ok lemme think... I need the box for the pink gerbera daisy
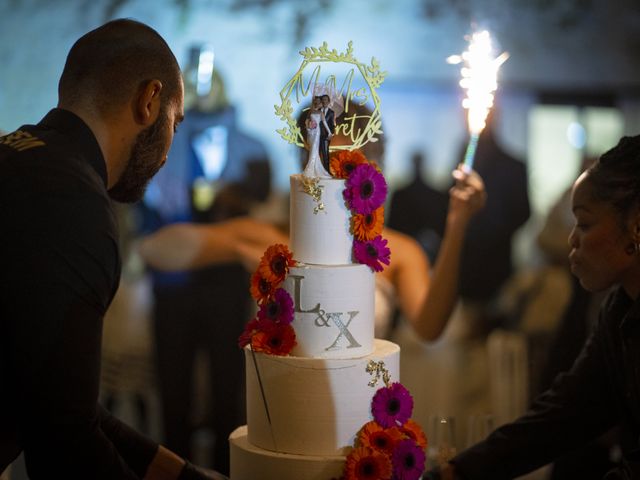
[371,382,413,428]
[353,235,391,272]
[257,288,294,324]
[343,163,387,214]
[391,439,426,480]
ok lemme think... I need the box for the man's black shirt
[0,109,157,478]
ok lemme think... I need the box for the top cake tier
[290,174,352,265]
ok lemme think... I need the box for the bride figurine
[303,96,332,178]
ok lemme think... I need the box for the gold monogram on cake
[299,176,325,214]
[366,360,391,388]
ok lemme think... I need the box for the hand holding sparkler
[447,30,509,172]
[448,166,487,228]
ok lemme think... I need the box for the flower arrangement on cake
[338,361,427,480]
[330,149,391,272]
[238,244,297,355]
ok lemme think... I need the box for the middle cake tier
[282,262,374,359]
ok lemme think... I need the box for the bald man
[0,19,224,480]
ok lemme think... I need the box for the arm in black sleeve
[3,172,157,479]
[98,405,158,478]
[450,314,617,480]
[8,283,146,479]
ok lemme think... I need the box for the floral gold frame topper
[275,41,386,151]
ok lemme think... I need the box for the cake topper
[275,41,386,166]
[302,94,332,178]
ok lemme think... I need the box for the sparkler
[447,30,509,172]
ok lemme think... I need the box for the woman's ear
[133,79,163,126]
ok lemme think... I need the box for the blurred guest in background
[388,151,449,263]
[139,217,287,274]
[138,46,272,476]
[455,109,530,330]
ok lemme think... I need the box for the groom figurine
[319,94,336,172]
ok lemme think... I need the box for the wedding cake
[230,42,426,480]
[229,172,400,479]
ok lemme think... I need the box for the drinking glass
[426,415,457,469]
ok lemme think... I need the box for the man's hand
[143,446,185,480]
[178,460,229,480]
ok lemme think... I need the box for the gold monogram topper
[275,41,386,152]
[366,360,391,388]
[299,176,325,214]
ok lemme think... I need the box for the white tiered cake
[229,175,400,479]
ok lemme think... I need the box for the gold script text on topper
[275,41,386,151]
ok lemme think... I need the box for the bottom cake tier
[230,425,345,480]
[231,339,400,479]
[245,339,400,456]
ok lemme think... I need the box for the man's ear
[134,79,163,126]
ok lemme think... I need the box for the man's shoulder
[1,133,105,197]
[0,127,47,154]
[0,139,114,235]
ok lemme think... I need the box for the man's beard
[108,112,169,203]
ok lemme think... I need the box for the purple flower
[257,288,294,324]
[371,382,413,428]
[353,235,391,272]
[343,163,387,214]
[392,439,426,480]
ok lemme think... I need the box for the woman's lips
[569,260,580,274]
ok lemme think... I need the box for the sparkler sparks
[448,30,509,171]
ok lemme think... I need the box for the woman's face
[568,172,638,294]
[312,97,322,109]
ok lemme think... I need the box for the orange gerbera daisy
[369,159,383,173]
[400,419,428,451]
[250,271,277,304]
[344,447,392,480]
[258,244,296,284]
[330,149,368,179]
[357,421,405,456]
[352,206,384,241]
[250,321,296,356]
